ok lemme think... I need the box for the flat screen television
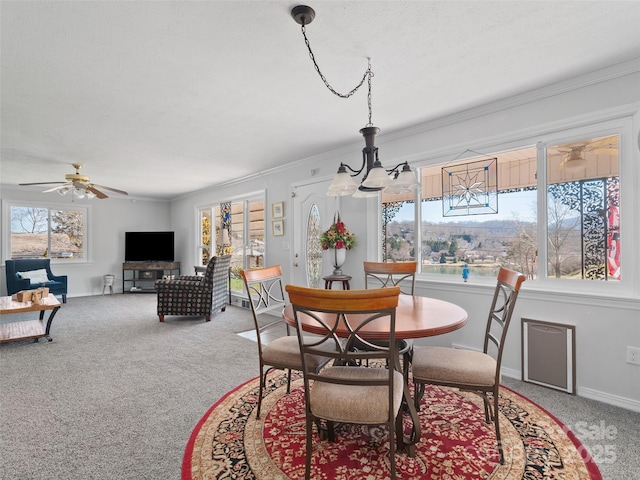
[125,231,175,262]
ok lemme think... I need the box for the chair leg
[305,415,314,480]
[413,382,425,411]
[257,369,266,419]
[286,369,292,394]
[62,294,67,304]
[205,314,211,322]
[493,390,504,464]
[482,392,491,423]
[158,315,164,322]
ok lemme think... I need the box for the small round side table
[323,274,352,290]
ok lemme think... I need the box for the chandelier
[291,5,419,198]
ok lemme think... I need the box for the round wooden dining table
[282,293,468,456]
[282,293,468,341]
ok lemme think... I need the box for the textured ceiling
[2,1,640,200]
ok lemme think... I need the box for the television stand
[122,262,180,293]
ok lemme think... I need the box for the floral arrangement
[320,215,356,250]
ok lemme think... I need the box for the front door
[291,179,338,287]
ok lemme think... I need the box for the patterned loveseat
[156,255,230,322]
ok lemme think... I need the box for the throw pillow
[17,269,50,284]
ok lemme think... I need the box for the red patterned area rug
[183,372,601,480]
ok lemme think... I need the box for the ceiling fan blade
[19,181,66,186]
[42,184,71,193]
[86,185,108,199]
[590,147,618,155]
[587,136,618,149]
[93,184,128,196]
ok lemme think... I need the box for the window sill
[416,275,640,311]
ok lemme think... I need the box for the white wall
[1,187,171,297]
[170,59,640,411]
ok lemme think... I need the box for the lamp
[56,183,96,199]
[292,5,419,198]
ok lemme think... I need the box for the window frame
[3,199,91,264]
[381,115,637,298]
[195,189,266,281]
[534,119,634,296]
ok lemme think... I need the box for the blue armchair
[5,259,68,303]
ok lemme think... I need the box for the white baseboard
[501,367,640,413]
[452,343,640,413]
[576,386,640,413]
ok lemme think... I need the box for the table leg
[44,306,60,341]
[393,350,421,456]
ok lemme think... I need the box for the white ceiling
[2,1,640,200]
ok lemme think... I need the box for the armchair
[5,259,68,303]
[156,255,230,322]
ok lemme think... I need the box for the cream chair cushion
[262,336,332,372]
[411,346,497,388]
[310,366,404,424]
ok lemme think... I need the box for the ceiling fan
[19,163,128,199]
[557,135,618,171]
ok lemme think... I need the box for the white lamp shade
[395,168,419,188]
[362,165,393,188]
[328,171,358,196]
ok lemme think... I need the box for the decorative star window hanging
[442,158,498,216]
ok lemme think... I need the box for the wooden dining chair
[240,266,331,419]
[364,261,417,295]
[285,285,404,480]
[411,267,525,464]
[362,261,418,372]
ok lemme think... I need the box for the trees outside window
[381,129,623,287]
[8,204,86,260]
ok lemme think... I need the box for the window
[384,147,537,279]
[198,195,265,295]
[6,202,88,261]
[381,121,628,292]
[546,134,620,281]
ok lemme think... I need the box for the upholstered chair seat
[261,335,333,372]
[411,346,497,387]
[311,366,404,424]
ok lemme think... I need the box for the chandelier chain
[300,24,374,125]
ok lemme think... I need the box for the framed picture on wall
[272,201,284,219]
[272,220,284,236]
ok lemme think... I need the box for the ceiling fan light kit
[560,147,588,171]
[19,163,128,200]
[291,5,419,198]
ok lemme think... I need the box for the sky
[393,190,538,223]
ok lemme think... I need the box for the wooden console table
[0,294,61,343]
[122,261,181,293]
